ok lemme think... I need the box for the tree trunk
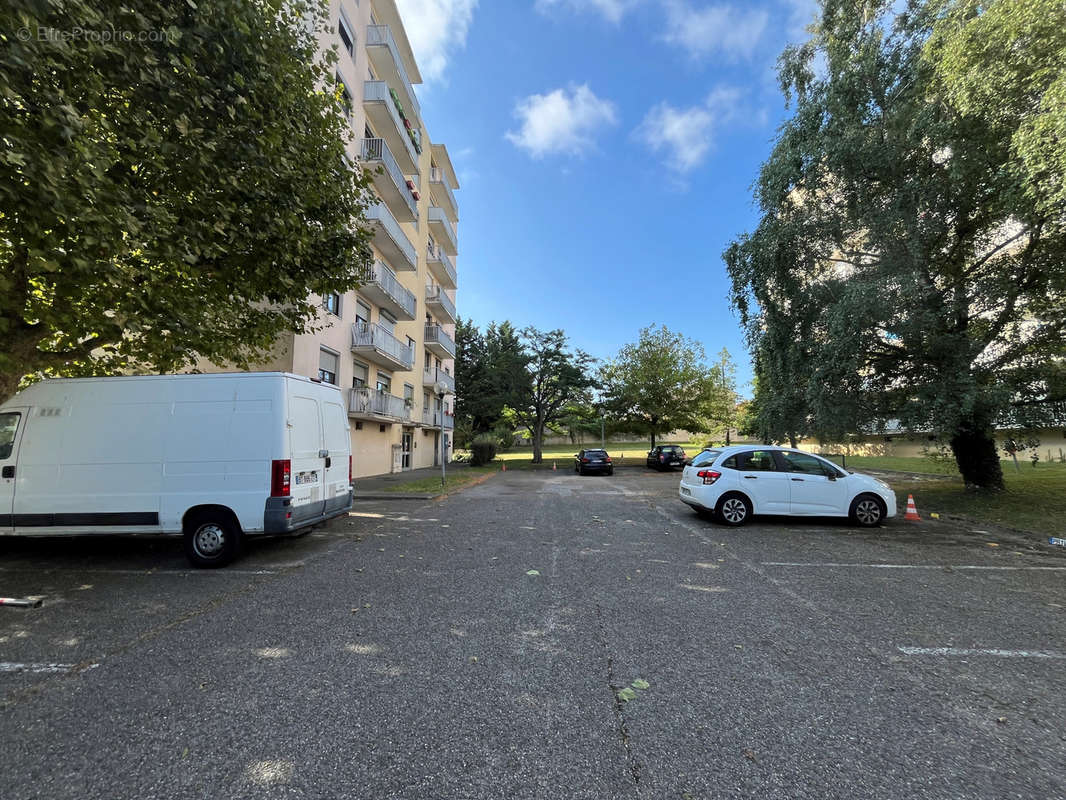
[950,424,1005,491]
[532,425,543,464]
[650,430,656,449]
[0,371,22,407]
[788,433,797,448]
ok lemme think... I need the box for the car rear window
[690,449,720,467]
[585,450,607,456]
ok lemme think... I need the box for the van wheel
[184,515,241,568]
[715,493,752,526]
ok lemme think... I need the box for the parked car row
[571,442,897,529]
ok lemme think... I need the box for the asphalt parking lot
[2,468,1064,799]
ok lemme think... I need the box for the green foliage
[511,327,597,463]
[469,433,498,466]
[0,0,372,401]
[453,318,530,447]
[601,326,737,447]
[725,0,1066,490]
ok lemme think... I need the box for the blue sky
[397,0,820,394]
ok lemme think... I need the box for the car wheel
[184,513,241,568]
[607,467,614,476]
[578,466,585,476]
[715,493,752,526]
[850,493,886,528]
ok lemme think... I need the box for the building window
[319,349,339,385]
[337,11,355,57]
[355,300,371,327]
[376,370,392,394]
[378,310,397,335]
[324,292,341,316]
[352,361,369,388]
[335,73,353,120]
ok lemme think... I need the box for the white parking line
[0,567,287,576]
[761,563,1066,571]
[0,662,100,674]
[898,647,1066,659]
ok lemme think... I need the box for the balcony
[363,81,419,174]
[426,243,457,289]
[349,387,411,423]
[429,167,458,222]
[424,323,456,360]
[425,285,456,324]
[422,367,455,393]
[420,409,455,430]
[361,138,418,223]
[366,202,416,272]
[428,207,458,256]
[350,322,414,371]
[366,25,421,128]
[357,261,416,321]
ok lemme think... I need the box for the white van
[0,372,353,567]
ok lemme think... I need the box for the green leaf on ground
[526,569,540,576]
[631,678,650,690]
[617,687,637,702]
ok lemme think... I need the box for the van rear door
[320,397,352,516]
[0,409,27,531]
[287,393,327,525]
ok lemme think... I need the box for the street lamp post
[434,381,448,488]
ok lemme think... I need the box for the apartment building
[223,0,460,478]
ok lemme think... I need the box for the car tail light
[271,459,291,497]
[581,458,590,463]
[697,470,721,485]
[606,457,612,463]
[659,454,665,461]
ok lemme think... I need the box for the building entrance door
[401,428,413,470]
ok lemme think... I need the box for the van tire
[184,513,241,568]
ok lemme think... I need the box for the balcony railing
[428,206,458,255]
[426,243,457,288]
[429,167,458,221]
[424,323,456,358]
[423,367,455,393]
[425,285,456,322]
[349,387,410,421]
[421,409,455,429]
[366,202,417,272]
[358,260,416,319]
[361,138,418,221]
[366,25,421,121]
[350,321,414,370]
[363,81,419,171]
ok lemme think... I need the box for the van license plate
[296,471,319,485]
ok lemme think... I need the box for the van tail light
[271,459,291,497]
[349,455,353,484]
[697,470,721,485]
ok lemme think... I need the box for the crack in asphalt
[594,603,644,796]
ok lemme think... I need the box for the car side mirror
[826,471,837,481]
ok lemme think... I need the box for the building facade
[216,0,460,479]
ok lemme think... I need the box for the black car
[647,444,687,471]
[575,448,614,476]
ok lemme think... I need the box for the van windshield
[0,412,20,460]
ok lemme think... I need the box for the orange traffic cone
[904,494,921,521]
[553,461,557,471]
[501,462,507,472]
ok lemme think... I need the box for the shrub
[470,434,498,466]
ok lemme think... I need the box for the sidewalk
[352,463,476,500]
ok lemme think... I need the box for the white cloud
[395,0,478,83]
[635,85,761,174]
[534,0,641,24]
[506,84,618,158]
[662,1,769,61]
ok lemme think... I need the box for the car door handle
[1,466,13,479]
[743,475,758,479]
[791,477,804,482]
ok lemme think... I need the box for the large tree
[512,327,596,463]
[726,0,1066,490]
[601,325,735,449]
[453,319,530,446]
[0,0,372,403]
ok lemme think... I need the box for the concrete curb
[354,493,438,501]
[432,470,497,502]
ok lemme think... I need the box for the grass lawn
[826,455,962,476]
[888,463,1066,537]
[382,465,496,494]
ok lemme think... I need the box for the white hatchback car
[679,445,896,527]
